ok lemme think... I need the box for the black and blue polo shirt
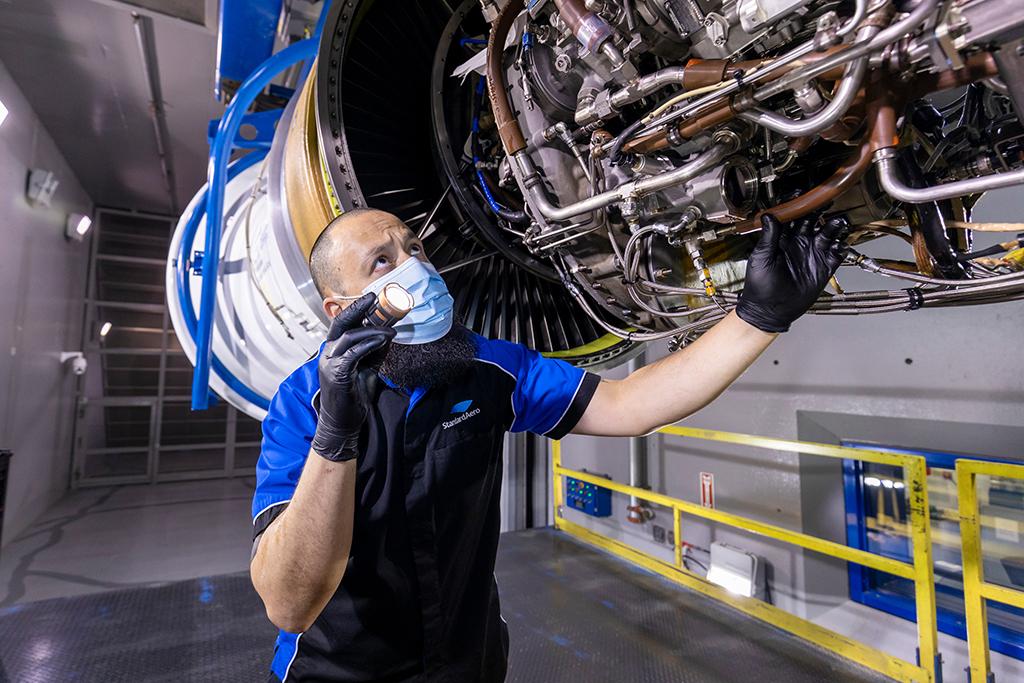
[252,331,600,682]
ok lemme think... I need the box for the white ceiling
[0,0,223,214]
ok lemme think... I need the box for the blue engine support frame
[191,38,318,410]
[176,150,271,411]
[192,0,333,410]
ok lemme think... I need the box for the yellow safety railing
[956,459,1024,683]
[552,425,939,683]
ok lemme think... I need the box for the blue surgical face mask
[339,256,455,345]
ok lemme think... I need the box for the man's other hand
[736,213,850,334]
[311,293,395,462]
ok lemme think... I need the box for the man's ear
[323,297,344,320]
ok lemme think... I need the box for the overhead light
[893,481,905,490]
[99,322,112,338]
[882,478,894,489]
[0,98,8,128]
[66,213,92,241]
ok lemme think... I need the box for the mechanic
[250,207,849,682]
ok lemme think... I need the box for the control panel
[565,477,612,517]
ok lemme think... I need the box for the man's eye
[374,255,390,268]
[410,244,422,255]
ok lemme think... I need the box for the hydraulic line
[754,0,939,101]
[514,138,736,222]
[874,150,1024,203]
[738,24,877,137]
[472,78,528,223]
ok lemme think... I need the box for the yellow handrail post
[549,426,941,683]
[673,507,682,569]
[906,457,940,681]
[957,461,992,682]
[552,439,563,529]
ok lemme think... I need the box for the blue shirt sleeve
[252,355,319,536]
[476,336,601,439]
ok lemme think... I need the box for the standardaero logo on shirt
[443,400,480,430]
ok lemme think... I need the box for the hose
[471,78,528,223]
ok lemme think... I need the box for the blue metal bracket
[215,0,285,101]
[190,250,205,275]
[192,38,318,410]
[177,150,271,413]
[192,0,335,410]
[207,108,284,150]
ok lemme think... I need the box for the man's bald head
[308,209,428,306]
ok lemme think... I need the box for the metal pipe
[755,0,937,101]
[874,148,1024,203]
[733,134,874,233]
[577,66,687,125]
[740,57,867,136]
[627,350,649,524]
[515,137,736,221]
[837,0,869,37]
[738,25,877,137]
[554,0,614,53]
[131,13,178,214]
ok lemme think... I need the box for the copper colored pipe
[682,49,847,89]
[733,55,1000,232]
[553,0,589,37]
[788,136,814,153]
[623,102,735,153]
[735,136,874,232]
[486,0,527,154]
[913,52,998,96]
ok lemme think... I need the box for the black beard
[377,324,477,390]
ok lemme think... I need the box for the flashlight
[364,282,413,328]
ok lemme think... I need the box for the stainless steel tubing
[873,147,1024,204]
[631,42,819,138]
[739,31,871,137]
[837,0,869,37]
[575,65,688,123]
[515,138,736,221]
[755,0,938,101]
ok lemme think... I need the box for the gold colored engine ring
[283,60,341,261]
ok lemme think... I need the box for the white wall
[0,59,92,547]
[558,188,1024,680]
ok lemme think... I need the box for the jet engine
[169,0,1024,418]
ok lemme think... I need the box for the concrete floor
[0,478,254,607]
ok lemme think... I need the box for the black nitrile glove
[310,293,396,462]
[736,213,850,333]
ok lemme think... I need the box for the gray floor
[0,482,893,682]
[0,478,254,607]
